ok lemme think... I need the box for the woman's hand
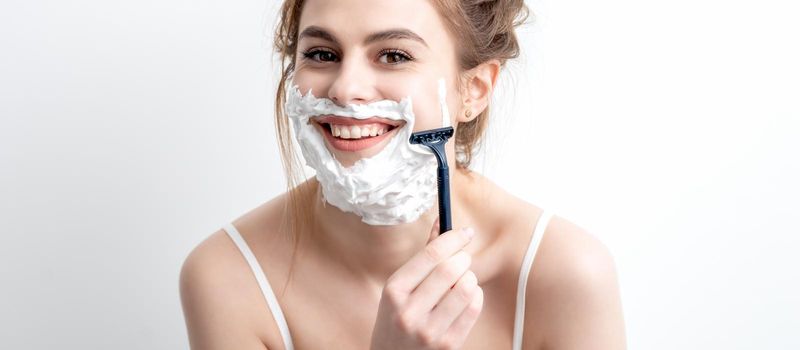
[370,218,484,350]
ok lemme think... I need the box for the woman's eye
[379,50,413,65]
[301,48,413,65]
[302,49,338,63]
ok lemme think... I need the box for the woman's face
[292,0,462,166]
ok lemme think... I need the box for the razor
[409,126,454,235]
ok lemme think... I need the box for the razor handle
[408,126,455,235]
[438,165,452,234]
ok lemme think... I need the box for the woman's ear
[457,59,500,123]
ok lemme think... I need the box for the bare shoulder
[464,171,626,349]
[524,213,627,349]
[533,214,619,291]
[179,229,270,349]
[179,194,291,350]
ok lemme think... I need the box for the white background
[1,0,798,349]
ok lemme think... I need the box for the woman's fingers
[403,250,472,317]
[423,270,479,339]
[372,223,482,350]
[385,227,474,296]
[439,285,484,348]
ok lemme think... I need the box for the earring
[465,109,473,120]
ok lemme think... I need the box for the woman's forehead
[298,0,449,47]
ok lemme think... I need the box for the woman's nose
[326,58,379,106]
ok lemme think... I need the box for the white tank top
[223,210,554,350]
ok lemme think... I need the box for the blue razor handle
[437,162,452,234]
[409,126,454,235]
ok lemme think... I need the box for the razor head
[409,126,455,145]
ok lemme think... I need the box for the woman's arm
[525,218,627,350]
[180,231,269,350]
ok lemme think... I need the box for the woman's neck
[307,168,476,289]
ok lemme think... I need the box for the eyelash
[301,48,415,65]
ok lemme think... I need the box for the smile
[312,115,405,152]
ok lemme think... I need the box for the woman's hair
[271,0,530,290]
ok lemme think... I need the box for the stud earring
[465,109,473,120]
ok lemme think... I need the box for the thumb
[428,216,440,243]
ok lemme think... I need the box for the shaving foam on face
[284,78,451,225]
[438,79,451,128]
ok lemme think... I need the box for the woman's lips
[312,117,403,153]
[314,115,403,127]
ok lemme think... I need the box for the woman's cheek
[408,84,454,132]
[410,99,442,132]
[291,71,325,95]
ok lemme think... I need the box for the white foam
[284,78,451,225]
[438,78,451,128]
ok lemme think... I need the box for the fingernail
[463,227,475,238]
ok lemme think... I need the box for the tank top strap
[512,210,554,350]
[223,223,295,350]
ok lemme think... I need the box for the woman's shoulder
[474,174,624,345]
[181,192,290,273]
[524,209,619,304]
[179,191,292,302]
[475,179,625,348]
[523,210,626,347]
[179,193,291,349]
[464,172,616,281]
[473,173,619,295]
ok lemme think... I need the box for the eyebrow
[298,25,429,48]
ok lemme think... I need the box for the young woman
[180,0,626,349]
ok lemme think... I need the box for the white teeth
[340,126,351,139]
[329,123,392,139]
